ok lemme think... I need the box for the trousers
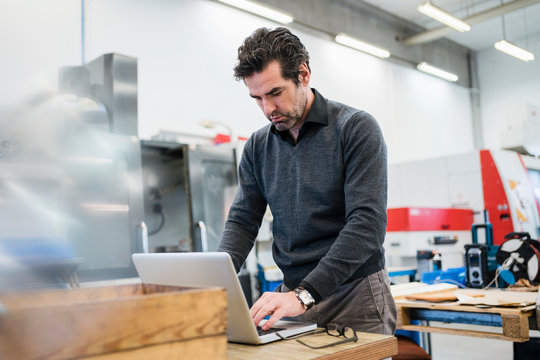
[279,268,397,335]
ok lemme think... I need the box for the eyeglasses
[277,323,358,349]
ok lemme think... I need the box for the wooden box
[0,283,227,359]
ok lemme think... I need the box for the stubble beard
[269,89,307,132]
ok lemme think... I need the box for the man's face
[245,61,309,133]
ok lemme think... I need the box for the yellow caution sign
[508,179,519,190]
[516,207,528,222]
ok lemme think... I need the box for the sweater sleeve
[217,137,268,272]
[300,111,388,300]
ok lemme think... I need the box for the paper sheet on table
[455,289,537,307]
[392,282,457,299]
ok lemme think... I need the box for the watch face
[299,290,313,304]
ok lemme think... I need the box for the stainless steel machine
[0,53,144,286]
[58,54,144,281]
[0,53,239,288]
[141,140,238,253]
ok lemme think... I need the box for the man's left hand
[249,291,306,330]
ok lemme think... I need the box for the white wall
[0,0,476,164]
[0,0,81,106]
[477,33,540,150]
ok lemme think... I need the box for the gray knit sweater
[218,89,387,302]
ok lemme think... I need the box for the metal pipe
[404,0,540,46]
[81,0,86,65]
[198,221,208,252]
[139,221,148,253]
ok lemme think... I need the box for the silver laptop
[132,252,317,344]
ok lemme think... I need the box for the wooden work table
[228,330,397,360]
[395,288,538,342]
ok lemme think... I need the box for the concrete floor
[418,324,540,360]
[430,332,512,360]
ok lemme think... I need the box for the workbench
[228,330,397,360]
[395,289,538,342]
[0,281,398,360]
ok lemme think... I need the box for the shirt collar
[304,88,328,126]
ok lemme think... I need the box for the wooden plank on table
[86,335,227,360]
[391,283,457,299]
[395,295,536,342]
[0,284,227,360]
[228,331,397,360]
[405,290,485,302]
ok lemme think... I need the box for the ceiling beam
[403,0,540,46]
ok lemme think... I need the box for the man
[218,27,396,335]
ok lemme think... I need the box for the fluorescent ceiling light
[417,62,458,82]
[418,1,471,32]
[335,33,390,59]
[494,40,535,62]
[216,0,293,24]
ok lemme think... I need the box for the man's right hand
[249,291,306,330]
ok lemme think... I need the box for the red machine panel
[387,207,474,232]
[479,150,513,245]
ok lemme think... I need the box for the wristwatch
[294,286,315,310]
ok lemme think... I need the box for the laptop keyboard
[257,326,286,336]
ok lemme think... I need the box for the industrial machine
[59,54,145,281]
[0,53,144,285]
[386,149,540,271]
[0,53,240,288]
[140,140,238,253]
[385,207,474,270]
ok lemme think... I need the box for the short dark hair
[233,27,311,85]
